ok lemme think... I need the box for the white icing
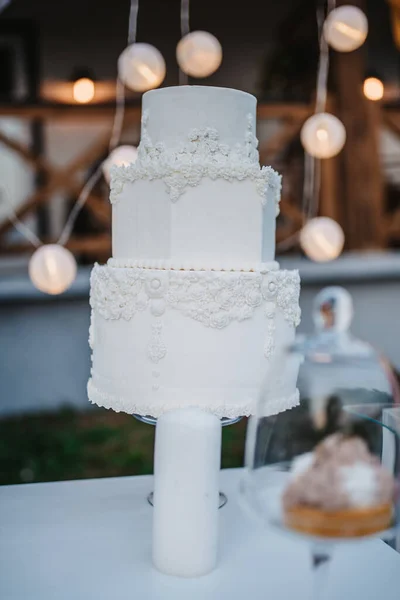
[88,86,301,419]
[90,265,301,332]
[263,301,276,358]
[88,377,300,419]
[111,87,278,264]
[88,310,95,350]
[89,264,301,418]
[112,177,276,264]
[110,113,281,213]
[148,321,167,363]
[340,462,379,508]
[143,86,256,149]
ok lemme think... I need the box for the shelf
[0,102,313,121]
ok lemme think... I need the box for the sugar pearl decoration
[300,217,345,263]
[29,244,77,295]
[102,145,138,183]
[324,6,368,52]
[177,31,222,78]
[301,113,346,159]
[118,43,166,92]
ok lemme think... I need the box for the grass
[0,407,247,486]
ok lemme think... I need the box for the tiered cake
[88,86,301,418]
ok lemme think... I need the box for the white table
[1,468,399,600]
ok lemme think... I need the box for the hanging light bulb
[102,145,138,183]
[301,113,346,159]
[300,217,345,262]
[324,6,368,52]
[363,77,384,101]
[176,31,222,78]
[118,43,166,92]
[29,245,77,295]
[73,77,95,103]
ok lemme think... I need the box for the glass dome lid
[242,286,400,493]
[290,286,398,406]
[294,285,374,360]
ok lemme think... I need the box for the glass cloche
[243,285,400,498]
[241,286,400,598]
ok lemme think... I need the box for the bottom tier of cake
[88,263,301,418]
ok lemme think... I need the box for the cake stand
[133,413,242,508]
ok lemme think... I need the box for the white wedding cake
[88,86,301,418]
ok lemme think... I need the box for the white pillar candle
[152,407,222,577]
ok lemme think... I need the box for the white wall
[0,119,35,237]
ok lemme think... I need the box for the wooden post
[31,118,48,238]
[334,0,385,250]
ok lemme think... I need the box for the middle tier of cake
[112,176,278,265]
[88,263,301,418]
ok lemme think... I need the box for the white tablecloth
[1,468,399,599]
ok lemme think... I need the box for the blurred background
[0,0,399,486]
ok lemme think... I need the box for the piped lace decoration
[90,265,300,365]
[89,311,95,350]
[148,321,167,364]
[87,378,300,419]
[110,111,282,214]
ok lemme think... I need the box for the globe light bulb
[102,145,138,183]
[29,245,77,295]
[301,113,346,159]
[118,43,166,92]
[73,77,95,103]
[363,77,384,101]
[324,6,368,52]
[300,217,345,262]
[316,127,329,142]
[176,31,222,78]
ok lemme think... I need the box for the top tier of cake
[143,86,256,150]
[110,86,281,268]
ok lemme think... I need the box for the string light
[29,245,77,295]
[300,217,345,262]
[176,0,222,80]
[278,2,340,254]
[301,112,346,159]
[177,31,222,78]
[2,0,143,295]
[118,43,166,92]
[73,77,95,103]
[324,5,368,52]
[102,145,138,183]
[363,77,384,101]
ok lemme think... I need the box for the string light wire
[0,0,142,249]
[315,3,331,114]
[2,0,335,254]
[128,0,140,45]
[305,0,335,222]
[181,0,190,37]
[179,0,190,85]
[57,165,103,247]
[109,77,126,152]
[277,0,335,252]
[0,186,41,248]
